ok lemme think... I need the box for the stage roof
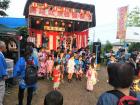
[23,0,96,31]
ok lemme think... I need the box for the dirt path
[4,66,112,105]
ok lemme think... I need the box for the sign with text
[116,6,128,39]
[44,26,65,31]
[29,2,92,22]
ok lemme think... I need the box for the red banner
[116,6,128,39]
[29,2,92,22]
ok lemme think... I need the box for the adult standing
[14,45,38,105]
[0,41,8,105]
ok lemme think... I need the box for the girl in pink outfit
[86,64,98,91]
[46,55,54,79]
[38,48,47,77]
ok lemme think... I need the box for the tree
[104,40,113,53]
[17,26,29,48]
[0,0,10,16]
[127,7,140,27]
[128,42,140,52]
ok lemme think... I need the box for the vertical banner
[116,6,128,39]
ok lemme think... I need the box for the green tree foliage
[0,0,10,16]
[127,7,140,27]
[104,40,113,53]
[17,26,29,48]
[128,42,140,52]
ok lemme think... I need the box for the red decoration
[44,3,48,8]
[63,7,66,12]
[68,24,72,27]
[54,6,57,11]
[62,22,65,26]
[80,9,84,13]
[36,20,40,24]
[55,21,58,26]
[17,36,23,41]
[46,21,50,25]
[32,2,37,8]
[72,8,75,12]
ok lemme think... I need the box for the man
[0,41,7,105]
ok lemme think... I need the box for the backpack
[25,57,38,85]
[107,90,140,105]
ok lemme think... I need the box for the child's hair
[44,90,63,105]
[54,62,58,67]
[90,63,94,69]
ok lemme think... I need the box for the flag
[116,6,128,39]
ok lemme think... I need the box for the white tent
[125,27,140,42]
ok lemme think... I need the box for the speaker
[93,42,101,53]
[93,42,101,64]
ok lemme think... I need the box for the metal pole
[18,40,20,59]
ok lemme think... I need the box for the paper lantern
[72,8,75,12]
[63,7,66,12]
[36,20,40,24]
[44,3,48,8]
[46,21,49,25]
[68,24,71,27]
[62,22,65,26]
[32,2,37,8]
[54,6,57,11]
[17,36,23,41]
[80,9,84,13]
[55,21,58,26]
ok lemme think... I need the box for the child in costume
[86,64,98,91]
[46,55,54,80]
[38,48,47,77]
[67,54,75,82]
[52,62,61,90]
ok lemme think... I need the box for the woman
[14,45,38,105]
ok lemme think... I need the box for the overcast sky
[5,0,140,43]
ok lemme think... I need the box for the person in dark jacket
[97,63,139,105]
[0,41,8,105]
[14,45,38,105]
[44,90,63,105]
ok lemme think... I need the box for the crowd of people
[1,40,140,105]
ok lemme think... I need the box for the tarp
[0,24,19,35]
[0,17,27,28]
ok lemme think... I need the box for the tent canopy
[0,17,27,28]
[24,0,96,31]
[0,24,19,35]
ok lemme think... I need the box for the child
[44,90,63,105]
[38,48,47,78]
[46,55,54,80]
[86,64,98,91]
[74,55,80,80]
[52,62,61,90]
[67,54,75,82]
[79,56,84,80]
